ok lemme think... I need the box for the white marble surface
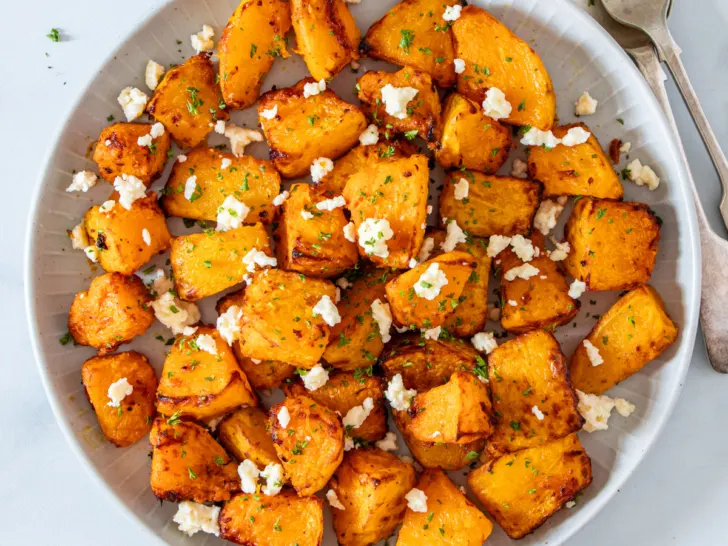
[2,0,728,544]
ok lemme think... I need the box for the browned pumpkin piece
[361,0,460,87]
[216,290,295,390]
[290,0,359,81]
[452,5,556,130]
[258,78,367,178]
[274,183,358,278]
[397,469,493,546]
[68,272,154,354]
[83,193,171,276]
[284,371,387,443]
[409,371,494,444]
[329,448,416,546]
[435,92,513,172]
[156,325,257,420]
[498,231,580,334]
[527,123,624,199]
[439,170,542,237]
[269,394,344,497]
[343,152,429,269]
[468,434,592,539]
[93,123,171,185]
[487,330,583,455]
[147,53,229,148]
[356,67,442,145]
[81,351,157,447]
[393,409,485,470]
[238,269,337,368]
[217,406,280,468]
[570,285,678,394]
[161,147,280,224]
[218,0,292,110]
[220,490,324,546]
[428,229,491,337]
[150,417,239,503]
[564,197,660,291]
[385,251,476,329]
[170,223,272,301]
[322,267,390,371]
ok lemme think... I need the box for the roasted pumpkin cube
[150,417,239,503]
[269,394,344,497]
[452,5,556,130]
[435,92,512,172]
[220,490,324,546]
[409,371,494,444]
[147,53,229,149]
[397,469,493,546]
[487,330,583,455]
[284,371,386,443]
[161,147,280,224]
[439,170,542,237]
[498,231,580,334]
[170,223,272,301]
[428,229,491,337]
[564,197,660,291]
[217,406,280,468]
[385,251,476,329]
[357,67,441,145]
[81,351,157,447]
[238,269,337,368]
[156,325,257,420]
[571,285,678,394]
[83,193,171,276]
[290,0,359,81]
[343,152,429,269]
[93,122,171,185]
[361,0,460,87]
[68,272,154,354]
[218,0,292,110]
[322,268,389,370]
[393,409,485,470]
[274,183,358,278]
[527,123,623,199]
[330,448,416,546]
[468,433,592,539]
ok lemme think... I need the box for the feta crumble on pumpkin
[375,431,399,452]
[216,305,242,345]
[117,87,148,121]
[453,178,469,200]
[532,405,545,421]
[313,295,341,326]
[216,195,250,231]
[327,489,345,510]
[380,84,419,120]
[301,365,329,391]
[113,174,146,210]
[561,126,591,147]
[184,175,199,201]
[575,91,598,116]
[471,332,497,354]
[422,326,441,340]
[487,234,512,258]
[343,397,374,430]
[261,463,284,496]
[277,406,291,428]
[417,237,435,264]
[371,299,393,343]
[190,24,215,53]
[414,262,448,300]
[405,488,428,513]
[106,377,133,407]
[303,79,326,98]
[568,279,586,299]
[359,124,379,146]
[481,87,512,120]
[453,58,466,74]
[358,218,394,258]
[343,221,357,242]
[504,263,540,281]
[66,171,98,193]
[70,223,89,250]
[242,248,277,273]
[301,211,314,220]
[510,234,537,262]
[583,339,604,367]
[272,191,289,206]
[145,60,165,91]
[173,502,220,537]
[548,241,571,262]
[441,219,467,251]
[520,127,561,148]
[310,157,334,183]
[316,195,346,211]
[195,334,218,355]
[260,105,278,120]
[533,197,567,235]
[238,460,260,494]
[141,228,151,246]
[576,390,635,432]
[626,159,660,190]
[385,374,416,411]
[224,123,263,157]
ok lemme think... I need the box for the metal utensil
[601,0,728,230]
[591,1,728,373]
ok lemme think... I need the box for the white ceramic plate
[25,0,700,544]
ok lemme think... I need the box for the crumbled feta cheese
[106,377,133,407]
[242,248,277,273]
[614,398,636,417]
[260,105,278,120]
[453,178,469,201]
[177,154,187,163]
[151,286,201,335]
[565,501,577,509]
[301,211,314,220]
[137,134,153,147]
[344,436,356,451]
[184,176,199,202]
[277,406,291,428]
[408,258,418,268]
[371,299,393,343]
[504,263,540,281]
[626,159,660,190]
[520,127,561,149]
[576,390,628,433]
[191,24,215,53]
[453,58,466,74]
[575,91,598,116]
[359,124,379,146]
[343,221,357,242]
[141,228,151,246]
[326,489,345,510]
[508,300,518,306]
[224,123,263,157]
[385,374,417,411]
[336,277,352,290]
[442,4,462,21]
[113,174,146,210]
[216,195,250,231]
[417,237,435,264]
[568,279,587,299]
[117,87,148,121]
[481,87,512,120]
[173,502,221,537]
[531,405,545,421]
[414,263,448,300]
[66,171,98,193]
[380,84,419,120]
[303,79,326,98]
[195,334,218,355]
[221,157,232,170]
[150,122,165,138]
[70,223,89,250]
[583,339,604,366]
[441,220,467,252]
[145,60,165,91]
[487,235,512,258]
[548,241,571,262]
[510,234,536,262]
[534,199,566,235]
[310,157,334,183]
[561,126,591,147]
[375,431,398,452]
[343,397,374,430]
[620,141,632,153]
[471,332,497,354]
[312,295,341,327]
[405,488,428,513]
[261,463,284,496]
[511,158,528,178]
[316,195,346,211]
[422,326,441,340]
[217,305,242,345]
[238,460,260,494]
[214,120,226,135]
[358,218,394,258]
[301,365,329,391]
[272,191,289,207]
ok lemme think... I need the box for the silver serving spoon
[601,0,728,230]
